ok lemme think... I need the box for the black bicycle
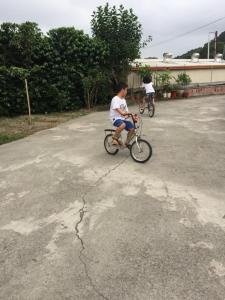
[104,114,152,163]
[139,94,155,118]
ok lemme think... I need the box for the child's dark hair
[116,82,128,93]
[143,75,152,84]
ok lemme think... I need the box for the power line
[148,16,225,48]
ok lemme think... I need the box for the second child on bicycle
[141,75,155,113]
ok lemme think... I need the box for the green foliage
[0,3,149,116]
[47,27,108,72]
[82,68,111,109]
[156,71,171,90]
[177,31,225,59]
[176,72,191,86]
[157,71,172,85]
[200,41,225,59]
[137,65,153,78]
[0,23,109,116]
[176,47,202,59]
[0,133,26,145]
[91,3,143,83]
[45,27,109,110]
[155,71,174,92]
[0,23,18,66]
[0,22,46,67]
[0,66,28,116]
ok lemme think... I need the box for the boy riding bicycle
[110,83,137,146]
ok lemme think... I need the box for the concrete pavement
[0,95,225,299]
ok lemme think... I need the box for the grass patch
[0,133,26,145]
[0,110,89,145]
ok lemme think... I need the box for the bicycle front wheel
[104,134,119,155]
[130,139,152,163]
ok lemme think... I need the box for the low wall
[186,84,225,97]
[128,66,225,89]
[127,84,225,103]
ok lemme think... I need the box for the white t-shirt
[142,82,155,94]
[110,96,128,123]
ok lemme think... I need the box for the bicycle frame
[133,115,143,138]
[140,94,153,109]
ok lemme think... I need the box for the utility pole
[25,79,32,125]
[215,31,218,58]
[208,31,216,59]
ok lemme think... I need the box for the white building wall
[128,68,225,89]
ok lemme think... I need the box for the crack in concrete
[75,194,87,251]
[75,157,129,300]
[164,182,170,199]
[188,193,198,204]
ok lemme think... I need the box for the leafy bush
[0,7,146,116]
[91,3,143,84]
[176,72,191,86]
[0,67,28,116]
[137,65,153,79]
[156,71,173,92]
[0,24,109,116]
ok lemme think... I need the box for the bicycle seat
[104,129,116,132]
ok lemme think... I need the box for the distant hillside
[176,31,225,59]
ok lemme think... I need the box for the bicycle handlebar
[127,113,137,118]
[126,113,140,127]
[127,113,138,119]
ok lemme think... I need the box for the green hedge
[0,67,27,116]
[0,24,110,116]
[0,66,85,116]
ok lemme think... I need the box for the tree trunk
[90,87,96,108]
[87,92,91,111]
[112,68,118,86]
[94,87,98,106]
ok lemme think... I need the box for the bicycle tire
[139,103,145,114]
[104,134,119,155]
[148,103,155,118]
[130,139,152,163]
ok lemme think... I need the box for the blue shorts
[113,119,134,131]
[147,92,154,99]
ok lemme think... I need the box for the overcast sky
[1,0,225,58]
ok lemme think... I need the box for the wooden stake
[25,78,32,125]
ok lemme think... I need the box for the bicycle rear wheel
[130,139,152,163]
[104,134,119,155]
[148,103,155,118]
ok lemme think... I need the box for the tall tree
[91,3,143,84]
[46,27,108,109]
[14,22,41,67]
[0,22,47,67]
[0,22,18,66]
